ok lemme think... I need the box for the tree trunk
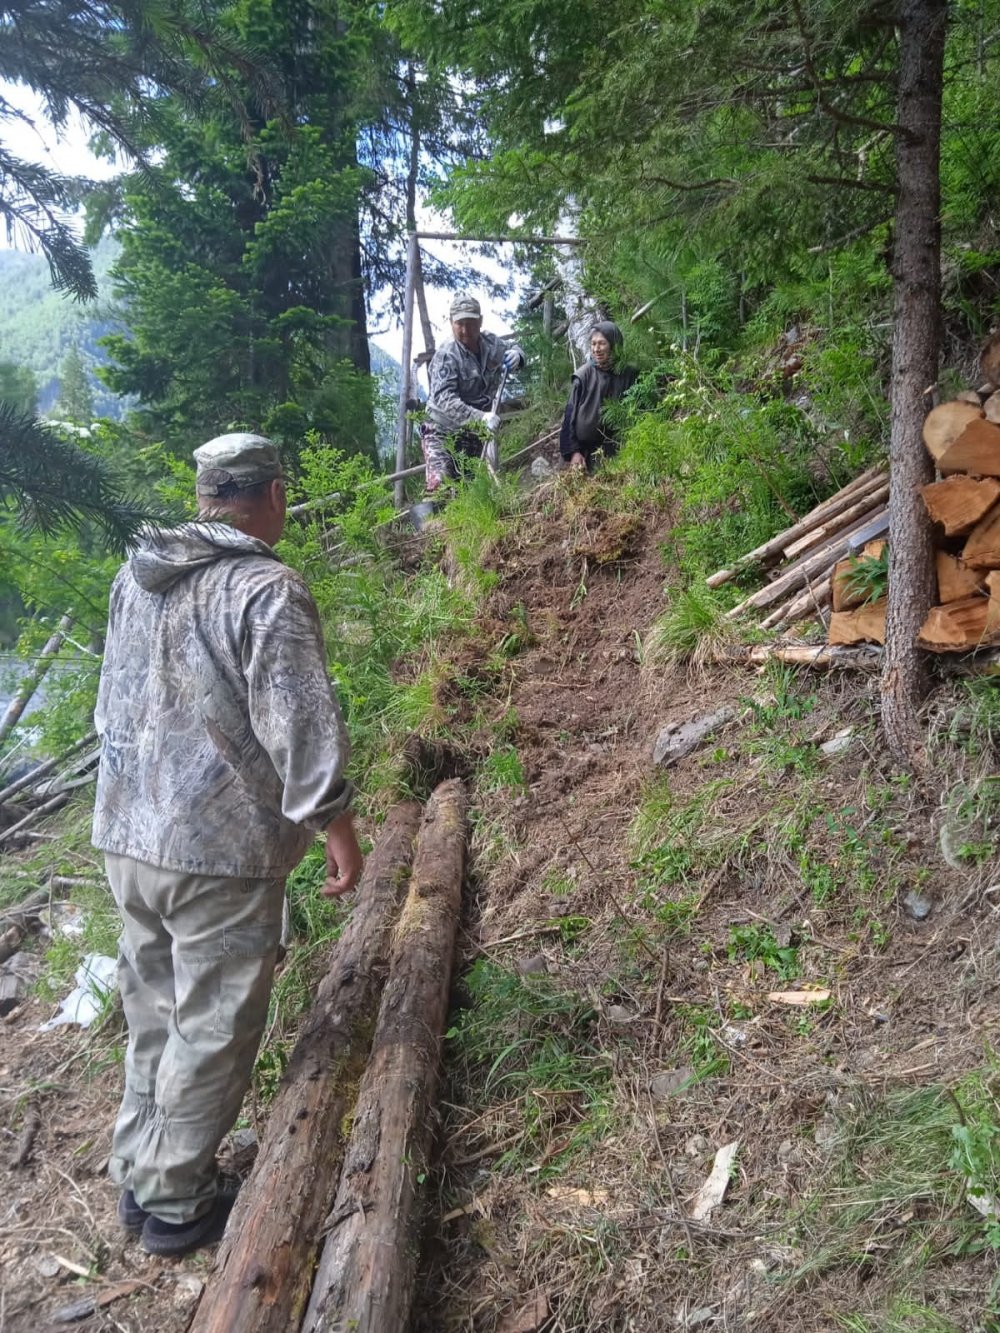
[187,801,422,1333]
[301,779,467,1333]
[880,0,947,768]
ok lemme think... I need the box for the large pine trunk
[880,0,947,767]
[187,801,422,1333]
[301,779,467,1333]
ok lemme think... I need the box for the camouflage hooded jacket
[92,523,353,878]
[426,331,511,432]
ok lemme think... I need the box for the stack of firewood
[710,332,1000,652]
[706,466,889,630]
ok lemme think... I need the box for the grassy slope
[4,432,1000,1331]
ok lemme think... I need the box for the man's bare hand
[323,812,363,898]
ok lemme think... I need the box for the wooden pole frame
[393,229,587,507]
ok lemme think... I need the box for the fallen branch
[0,731,97,807]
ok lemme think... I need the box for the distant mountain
[0,243,404,446]
[0,239,127,418]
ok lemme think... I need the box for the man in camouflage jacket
[421,292,524,492]
[92,433,362,1257]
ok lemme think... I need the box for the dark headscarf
[590,320,624,347]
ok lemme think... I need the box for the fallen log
[705,467,886,588]
[726,507,887,619]
[712,642,883,671]
[0,731,97,808]
[301,779,467,1333]
[781,482,890,560]
[652,707,737,767]
[188,800,422,1333]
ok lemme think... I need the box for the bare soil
[2,475,998,1332]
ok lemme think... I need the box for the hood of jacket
[128,522,279,594]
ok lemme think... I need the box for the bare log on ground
[301,778,468,1333]
[711,642,883,671]
[0,731,97,807]
[652,707,737,767]
[704,467,887,588]
[726,506,888,618]
[188,801,422,1333]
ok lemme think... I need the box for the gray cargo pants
[105,852,285,1223]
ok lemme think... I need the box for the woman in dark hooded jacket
[559,321,637,471]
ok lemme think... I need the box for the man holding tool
[420,293,524,493]
[92,432,363,1258]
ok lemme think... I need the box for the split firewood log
[921,475,1000,535]
[919,593,1000,651]
[960,501,1000,568]
[922,401,985,463]
[936,552,987,604]
[827,598,887,646]
[937,418,1000,476]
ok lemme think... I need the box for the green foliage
[727,923,800,980]
[0,410,160,554]
[446,960,612,1172]
[843,547,890,606]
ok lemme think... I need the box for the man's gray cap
[450,292,482,320]
[193,433,283,496]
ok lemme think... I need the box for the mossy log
[188,800,422,1333]
[301,778,467,1333]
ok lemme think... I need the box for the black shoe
[117,1189,149,1236]
[140,1188,238,1258]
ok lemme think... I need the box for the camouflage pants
[420,421,485,492]
[105,852,285,1223]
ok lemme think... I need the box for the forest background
[0,0,990,768]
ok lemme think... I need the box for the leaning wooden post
[301,778,467,1333]
[0,613,73,747]
[394,231,419,510]
[188,801,422,1333]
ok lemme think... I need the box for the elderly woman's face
[590,332,612,367]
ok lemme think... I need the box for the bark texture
[301,778,468,1333]
[187,800,422,1333]
[880,0,947,767]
